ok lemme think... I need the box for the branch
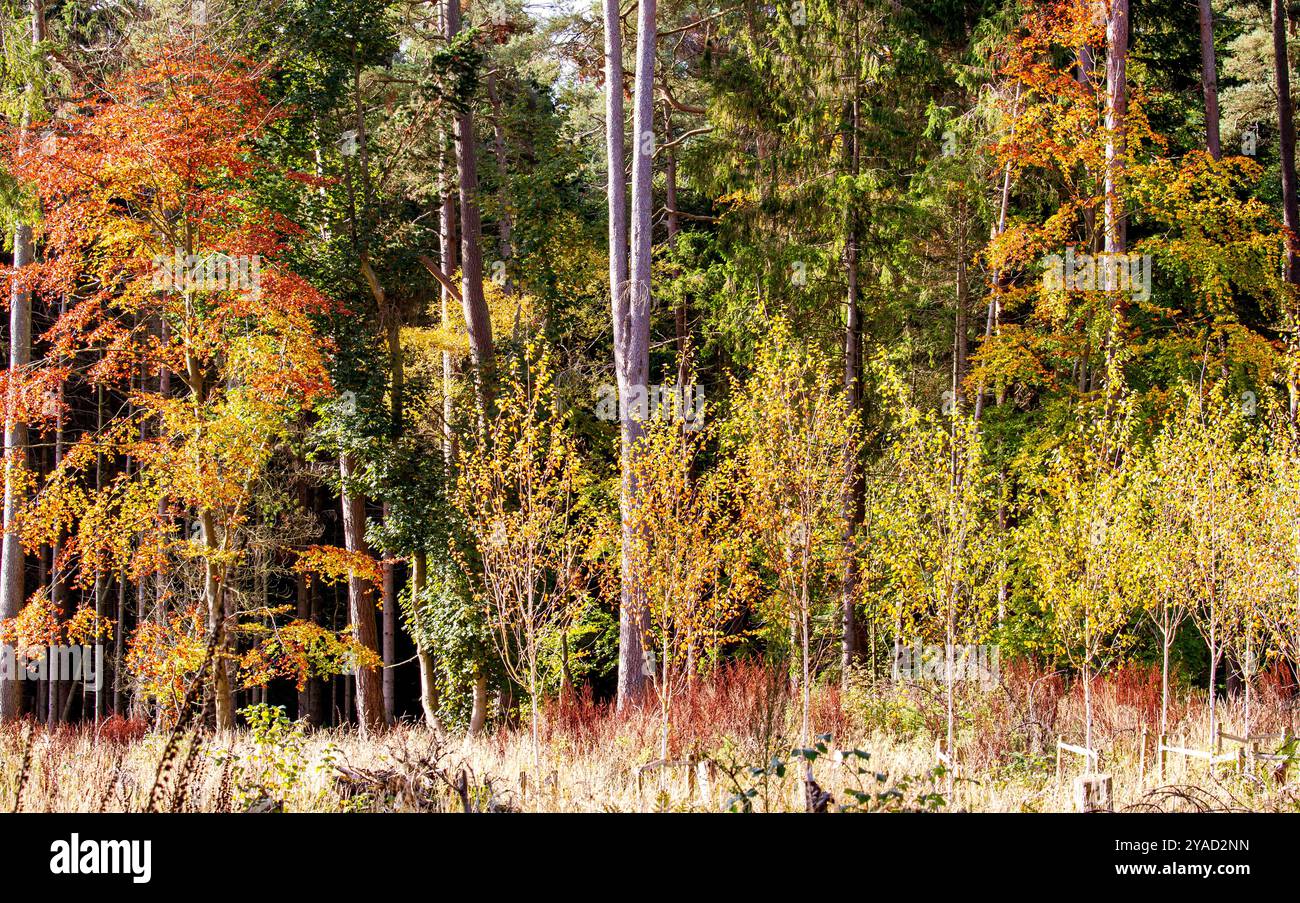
[658,6,740,39]
[663,207,719,224]
[418,254,464,304]
[657,125,714,155]
[659,82,706,116]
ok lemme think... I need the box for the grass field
[4,662,1298,814]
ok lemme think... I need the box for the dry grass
[4,662,1300,813]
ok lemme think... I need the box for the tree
[626,411,732,762]
[456,346,590,768]
[1199,0,1222,159]
[7,44,335,730]
[875,360,995,772]
[608,0,657,711]
[1273,0,1300,284]
[1021,415,1137,755]
[728,319,857,746]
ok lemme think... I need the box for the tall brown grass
[1,660,1298,812]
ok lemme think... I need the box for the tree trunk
[339,452,385,736]
[1274,0,1300,284]
[197,509,236,730]
[841,90,864,686]
[447,0,495,418]
[381,505,395,723]
[1198,0,1221,160]
[608,0,654,711]
[412,552,440,729]
[1103,0,1128,259]
[468,671,488,737]
[440,145,459,465]
[0,0,44,724]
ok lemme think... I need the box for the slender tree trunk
[608,0,654,711]
[339,452,385,736]
[447,0,495,417]
[0,0,45,723]
[48,344,67,727]
[296,567,313,722]
[197,509,235,730]
[381,503,395,723]
[1103,0,1129,259]
[841,88,864,686]
[440,145,459,465]
[1199,0,1221,160]
[468,671,488,737]
[1274,0,1300,284]
[412,551,440,729]
[1160,630,1172,739]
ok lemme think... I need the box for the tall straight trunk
[1102,0,1129,390]
[664,105,689,386]
[841,90,864,685]
[198,508,235,730]
[1275,0,1300,284]
[614,0,657,712]
[114,569,126,715]
[486,71,514,285]
[440,145,459,464]
[93,386,105,719]
[296,567,313,721]
[48,329,67,727]
[0,0,44,723]
[1198,0,1221,160]
[1104,0,1128,259]
[468,672,488,737]
[447,0,495,417]
[339,452,385,735]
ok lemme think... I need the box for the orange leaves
[238,620,381,691]
[0,591,62,650]
[0,591,114,662]
[294,545,384,590]
[126,604,209,723]
[2,40,336,594]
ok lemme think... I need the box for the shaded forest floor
[4,662,1300,813]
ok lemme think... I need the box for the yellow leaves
[239,619,381,691]
[727,318,858,622]
[0,590,62,651]
[872,360,997,645]
[402,324,470,357]
[65,605,114,645]
[964,324,1054,398]
[125,603,210,723]
[294,545,383,588]
[626,416,736,678]
[453,344,591,690]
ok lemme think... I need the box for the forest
[1,0,1299,817]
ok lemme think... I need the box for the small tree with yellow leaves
[873,360,996,770]
[626,410,735,762]
[1021,415,1137,756]
[455,345,590,770]
[727,320,858,747]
